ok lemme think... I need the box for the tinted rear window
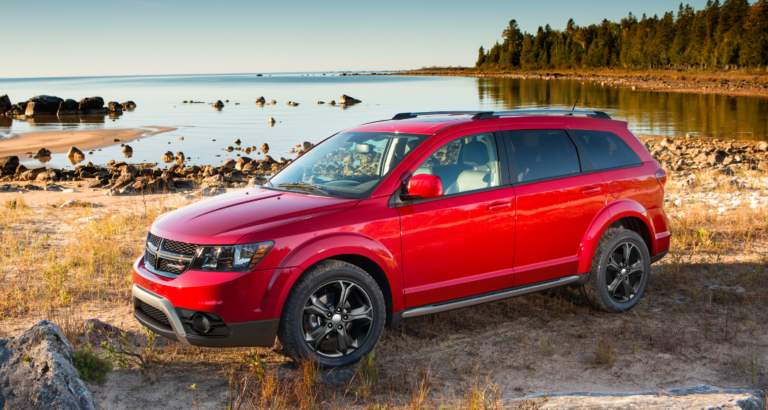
[507,130,581,183]
[569,130,642,170]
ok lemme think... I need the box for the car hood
[150,188,359,245]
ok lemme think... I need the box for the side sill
[392,275,581,324]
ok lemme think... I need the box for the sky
[0,0,711,79]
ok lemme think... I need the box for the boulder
[25,95,64,116]
[0,94,11,114]
[6,101,28,116]
[57,99,79,116]
[0,155,19,175]
[222,158,236,169]
[35,169,59,182]
[213,100,224,108]
[316,101,325,104]
[255,96,266,104]
[161,151,174,163]
[327,100,336,105]
[202,165,217,177]
[175,152,185,164]
[261,143,269,154]
[268,117,276,125]
[235,139,241,145]
[0,320,97,410]
[120,164,138,177]
[270,100,276,104]
[66,147,86,164]
[113,173,134,188]
[202,174,226,187]
[33,148,52,158]
[122,145,133,157]
[107,101,122,113]
[302,141,313,151]
[20,168,47,181]
[290,102,299,106]
[758,141,768,152]
[121,101,136,110]
[340,94,361,104]
[78,96,106,114]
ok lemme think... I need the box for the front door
[398,129,517,308]
[503,128,607,287]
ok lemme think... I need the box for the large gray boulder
[0,94,11,114]
[25,95,64,117]
[0,320,97,410]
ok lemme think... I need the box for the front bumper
[132,284,278,347]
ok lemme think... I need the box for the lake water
[1,73,766,169]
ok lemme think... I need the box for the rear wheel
[277,260,386,368]
[580,228,650,313]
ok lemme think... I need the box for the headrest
[463,141,489,166]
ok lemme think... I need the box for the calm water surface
[1,73,766,169]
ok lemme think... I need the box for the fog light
[191,313,212,334]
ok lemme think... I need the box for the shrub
[73,348,113,383]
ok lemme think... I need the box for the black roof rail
[392,109,612,120]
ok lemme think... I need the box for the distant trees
[475,0,768,70]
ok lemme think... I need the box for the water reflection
[477,78,768,141]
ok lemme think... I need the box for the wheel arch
[577,200,656,275]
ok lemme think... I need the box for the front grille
[148,233,162,249]
[162,239,198,256]
[145,233,197,277]
[158,258,190,276]
[145,252,157,269]
[140,301,171,327]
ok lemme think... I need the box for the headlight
[190,241,274,272]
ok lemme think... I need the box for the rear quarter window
[569,130,642,170]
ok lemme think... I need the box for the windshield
[269,131,429,198]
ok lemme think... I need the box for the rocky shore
[1,94,135,119]
[395,69,768,98]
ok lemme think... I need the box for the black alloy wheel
[605,242,644,303]
[302,280,374,357]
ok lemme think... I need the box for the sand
[0,126,176,158]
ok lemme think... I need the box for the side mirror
[401,174,443,201]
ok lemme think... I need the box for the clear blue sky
[1,0,709,78]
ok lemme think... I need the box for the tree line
[476,0,768,70]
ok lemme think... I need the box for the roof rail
[392,109,611,120]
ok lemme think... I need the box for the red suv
[132,110,670,367]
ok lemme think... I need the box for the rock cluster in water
[0,94,136,118]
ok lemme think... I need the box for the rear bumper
[132,284,278,347]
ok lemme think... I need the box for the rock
[0,155,19,175]
[270,100,276,105]
[0,320,97,410]
[0,94,11,114]
[161,151,174,163]
[290,102,299,106]
[15,164,28,175]
[708,152,725,164]
[226,146,234,152]
[222,158,236,169]
[35,169,59,182]
[267,117,276,125]
[122,145,133,157]
[84,318,123,345]
[25,95,64,116]
[57,99,79,116]
[66,147,85,164]
[244,147,252,154]
[316,101,325,104]
[709,285,746,294]
[107,101,122,112]
[173,179,195,190]
[340,94,361,104]
[234,139,241,145]
[202,165,217,177]
[213,100,224,108]
[261,143,269,154]
[20,168,47,181]
[264,155,276,164]
[33,148,52,159]
[6,101,28,116]
[302,141,313,151]
[59,200,84,208]
[175,152,185,164]
[121,101,137,110]
[120,164,138,177]
[113,173,134,188]
[327,100,336,105]
[246,176,267,187]
[78,96,106,114]
[255,96,266,104]
[202,174,226,187]
[758,141,768,152]
[193,187,223,197]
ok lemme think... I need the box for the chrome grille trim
[145,234,198,278]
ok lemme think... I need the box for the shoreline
[394,69,768,99]
[0,126,176,158]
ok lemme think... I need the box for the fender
[260,232,404,319]
[576,199,655,274]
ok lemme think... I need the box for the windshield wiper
[277,182,337,196]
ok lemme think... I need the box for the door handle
[487,202,512,212]
[581,187,602,196]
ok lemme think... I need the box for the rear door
[397,127,517,308]
[502,127,606,287]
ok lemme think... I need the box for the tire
[579,228,651,313]
[277,260,386,368]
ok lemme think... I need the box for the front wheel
[277,260,386,368]
[580,228,651,313]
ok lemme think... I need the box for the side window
[413,133,500,195]
[507,130,580,183]
[569,130,642,170]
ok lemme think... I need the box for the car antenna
[571,92,580,111]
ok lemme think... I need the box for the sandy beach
[0,126,176,158]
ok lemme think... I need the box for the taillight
[654,168,667,190]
